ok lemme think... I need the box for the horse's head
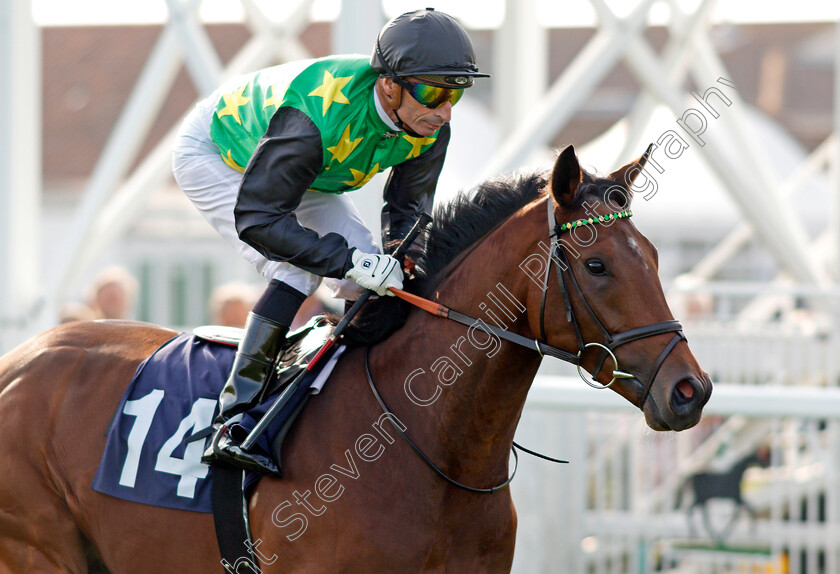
[538,145,712,431]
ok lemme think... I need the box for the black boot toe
[203,426,282,478]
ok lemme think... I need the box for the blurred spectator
[209,282,258,328]
[58,301,97,324]
[87,266,139,320]
[290,284,331,330]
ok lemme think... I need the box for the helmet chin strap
[392,108,423,138]
[378,76,424,138]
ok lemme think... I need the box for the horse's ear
[608,143,654,188]
[550,145,582,207]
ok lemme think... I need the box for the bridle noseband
[540,195,686,407]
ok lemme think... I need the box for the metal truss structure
[2,0,839,351]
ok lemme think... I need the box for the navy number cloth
[91,333,305,513]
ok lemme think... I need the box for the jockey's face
[397,82,453,136]
[378,77,453,137]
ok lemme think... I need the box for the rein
[364,347,520,494]
[365,347,570,495]
[363,194,687,494]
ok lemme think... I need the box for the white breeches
[172,98,379,299]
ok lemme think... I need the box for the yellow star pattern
[263,83,287,110]
[221,150,245,173]
[216,84,251,125]
[327,124,364,166]
[342,163,380,189]
[402,135,437,159]
[308,71,354,115]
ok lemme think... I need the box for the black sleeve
[234,107,355,279]
[381,123,451,248]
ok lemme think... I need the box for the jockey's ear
[550,145,582,207]
[379,77,402,110]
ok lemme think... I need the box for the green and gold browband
[557,210,632,234]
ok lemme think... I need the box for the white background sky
[30,0,840,29]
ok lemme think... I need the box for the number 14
[117,389,217,499]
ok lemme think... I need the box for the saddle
[195,315,335,391]
[195,315,341,473]
[270,315,338,397]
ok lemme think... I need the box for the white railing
[685,320,840,387]
[510,378,840,574]
[667,282,840,388]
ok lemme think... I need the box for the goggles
[396,78,465,109]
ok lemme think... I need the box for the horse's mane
[341,170,548,346]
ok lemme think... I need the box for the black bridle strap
[544,200,584,349]
[608,320,685,347]
[364,347,520,494]
[640,331,686,406]
[386,288,579,362]
[447,310,580,364]
[538,252,551,342]
[545,197,687,399]
[388,195,688,401]
[591,320,685,381]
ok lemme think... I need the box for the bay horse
[0,145,711,572]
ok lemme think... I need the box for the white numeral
[119,390,165,488]
[155,398,216,498]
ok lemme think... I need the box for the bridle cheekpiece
[543,195,685,405]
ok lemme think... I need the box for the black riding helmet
[371,8,489,87]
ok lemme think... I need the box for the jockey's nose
[436,101,452,123]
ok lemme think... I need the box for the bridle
[367,193,687,493]
[540,195,686,407]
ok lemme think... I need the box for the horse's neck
[371,200,548,483]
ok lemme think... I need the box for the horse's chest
[421,509,516,571]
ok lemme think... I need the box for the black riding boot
[219,311,288,421]
[203,280,306,476]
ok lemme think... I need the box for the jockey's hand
[345,249,403,296]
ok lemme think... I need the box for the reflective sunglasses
[396,78,465,109]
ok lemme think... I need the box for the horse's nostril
[671,378,698,409]
[676,380,694,401]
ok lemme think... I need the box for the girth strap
[211,465,258,573]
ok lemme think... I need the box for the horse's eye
[586,259,607,276]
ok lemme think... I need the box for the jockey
[172,8,488,475]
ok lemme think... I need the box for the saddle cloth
[91,318,342,513]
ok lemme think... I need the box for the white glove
[344,249,403,296]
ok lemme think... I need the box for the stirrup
[202,424,282,478]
